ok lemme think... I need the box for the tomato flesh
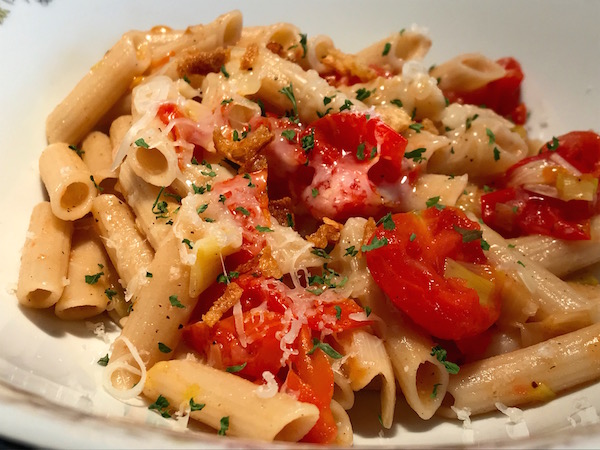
[365,207,501,340]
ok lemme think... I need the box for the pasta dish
[15,10,600,445]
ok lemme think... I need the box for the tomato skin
[285,326,337,444]
[365,207,501,340]
[443,57,527,124]
[482,131,600,240]
[294,112,409,221]
[183,311,286,379]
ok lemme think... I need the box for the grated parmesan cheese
[254,371,279,399]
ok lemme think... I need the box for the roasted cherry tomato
[183,310,286,379]
[443,57,527,124]
[293,112,409,221]
[364,207,502,340]
[482,131,600,240]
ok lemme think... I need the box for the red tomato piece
[364,207,502,340]
[293,112,409,221]
[443,57,527,125]
[285,326,337,444]
[482,131,600,240]
[183,311,286,380]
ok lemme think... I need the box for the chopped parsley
[158,342,172,353]
[220,65,230,78]
[339,99,353,111]
[377,212,396,231]
[221,98,234,105]
[480,239,490,251]
[183,75,191,84]
[217,271,240,284]
[308,338,343,359]
[299,33,308,57]
[517,260,526,267]
[281,129,296,142]
[507,243,516,249]
[465,114,479,130]
[104,288,117,300]
[355,88,373,101]
[344,246,358,257]
[356,142,366,160]
[90,175,103,192]
[493,147,501,161]
[97,354,110,366]
[431,383,442,399]
[255,224,274,233]
[235,206,250,216]
[390,98,403,108]
[425,196,445,210]
[226,362,247,373]
[409,123,424,133]
[483,185,494,193]
[190,398,205,411]
[452,225,483,243]
[169,294,185,309]
[364,306,372,317]
[134,138,149,149]
[311,187,319,198]
[197,203,208,214]
[218,416,229,436]
[404,147,427,163]
[243,173,255,188]
[334,305,342,320]
[409,232,417,242]
[311,248,331,259]
[152,187,170,218]
[148,395,171,418]
[301,128,315,154]
[68,144,84,157]
[279,83,298,119]
[431,345,460,374]
[382,42,392,56]
[85,272,104,285]
[486,128,496,145]
[361,236,388,252]
[218,194,227,204]
[146,271,153,278]
[286,213,295,228]
[182,238,193,249]
[545,136,560,151]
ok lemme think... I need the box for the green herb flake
[158,342,172,353]
[404,147,427,163]
[221,98,234,105]
[431,383,442,399]
[286,213,295,228]
[135,138,149,149]
[382,42,392,56]
[355,88,373,101]
[483,185,494,193]
[364,306,372,317]
[425,196,445,210]
[226,362,247,373]
[493,147,501,161]
[301,127,315,154]
[453,225,483,243]
[409,123,424,133]
[507,243,516,249]
[465,114,479,130]
[218,194,227,204]
[311,248,331,259]
[311,188,319,198]
[218,416,230,436]
[480,239,490,251]
[255,225,274,233]
[220,65,230,78]
[190,398,205,411]
[390,99,403,108]
[546,136,560,151]
[361,236,389,252]
[235,206,250,216]
[356,142,366,160]
[146,271,153,278]
[486,128,496,145]
[377,212,396,231]
[182,238,193,249]
[409,232,417,242]
[169,295,185,309]
[339,99,353,112]
[90,175,104,192]
[431,345,460,374]
[279,83,298,119]
[85,272,104,285]
[281,129,296,142]
[334,305,342,320]
[197,203,209,214]
[68,144,84,157]
[517,260,526,267]
[148,395,171,418]
[344,246,358,257]
[307,338,343,359]
[97,354,110,366]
